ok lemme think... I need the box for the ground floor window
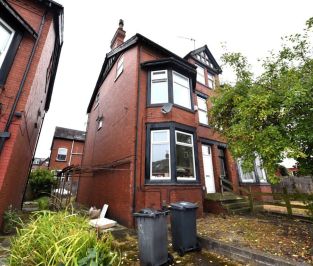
[237,156,267,183]
[146,123,198,183]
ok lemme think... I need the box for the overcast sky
[35,0,313,158]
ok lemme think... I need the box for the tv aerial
[177,36,196,50]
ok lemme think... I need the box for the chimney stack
[110,19,126,50]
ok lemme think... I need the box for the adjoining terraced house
[77,21,270,227]
[0,0,63,225]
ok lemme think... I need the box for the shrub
[29,169,56,198]
[35,196,50,210]
[9,210,119,265]
[2,206,20,234]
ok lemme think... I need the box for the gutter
[0,10,47,153]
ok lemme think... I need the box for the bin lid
[133,208,169,218]
[169,201,198,210]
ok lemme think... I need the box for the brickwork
[0,0,62,226]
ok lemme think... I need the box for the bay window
[197,96,208,125]
[149,69,193,110]
[147,123,199,183]
[237,157,267,183]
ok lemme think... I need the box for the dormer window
[115,55,124,79]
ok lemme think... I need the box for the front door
[202,144,215,193]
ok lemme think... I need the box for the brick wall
[0,0,57,225]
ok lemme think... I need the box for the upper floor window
[0,18,15,68]
[115,55,124,79]
[207,72,215,89]
[173,71,191,109]
[56,148,67,161]
[196,64,205,84]
[151,70,168,104]
[197,96,208,125]
[149,69,192,110]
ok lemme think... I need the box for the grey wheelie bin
[133,208,173,265]
[169,201,200,256]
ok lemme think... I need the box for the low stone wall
[272,176,313,194]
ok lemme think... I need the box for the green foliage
[9,210,119,265]
[2,206,20,234]
[35,196,50,210]
[29,169,56,198]
[210,18,313,181]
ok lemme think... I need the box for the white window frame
[172,71,191,109]
[207,72,215,89]
[150,70,169,104]
[56,148,68,161]
[255,156,267,183]
[196,64,205,84]
[175,130,196,181]
[237,159,256,183]
[115,55,124,79]
[197,96,208,125]
[150,130,171,180]
[0,18,15,68]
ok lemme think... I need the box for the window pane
[197,97,207,111]
[176,132,192,144]
[208,73,215,89]
[152,130,168,142]
[173,72,189,87]
[196,65,205,84]
[199,110,208,125]
[151,70,167,80]
[173,83,191,108]
[237,160,256,182]
[176,145,195,178]
[151,80,168,104]
[151,144,170,178]
[0,24,11,53]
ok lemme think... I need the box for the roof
[184,45,222,74]
[87,33,197,113]
[53,127,86,142]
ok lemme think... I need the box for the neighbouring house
[0,0,63,225]
[48,126,85,172]
[77,20,270,227]
[31,157,49,170]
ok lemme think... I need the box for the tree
[29,168,56,198]
[210,18,313,182]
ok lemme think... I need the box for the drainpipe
[0,10,47,153]
[68,139,75,166]
[132,45,142,216]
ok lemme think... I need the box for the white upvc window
[207,72,215,89]
[237,159,256,183]
[150,130,171,180]
[196,64,205,84]
[173,71,191,109]
[197,96,208,125]
[116,55,124,79]
[150,70,168,104]
[255,156,267,183]
[0,18,15,68]
[56,148,68,161]
[175,131,196,180]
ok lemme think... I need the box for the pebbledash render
[77,21,271,227]
[0,0,63,226]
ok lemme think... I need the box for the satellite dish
[161,103,173,114]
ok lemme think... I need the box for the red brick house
[77,21,270,227]
[0,0,63,225]
[48,126,85,171]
